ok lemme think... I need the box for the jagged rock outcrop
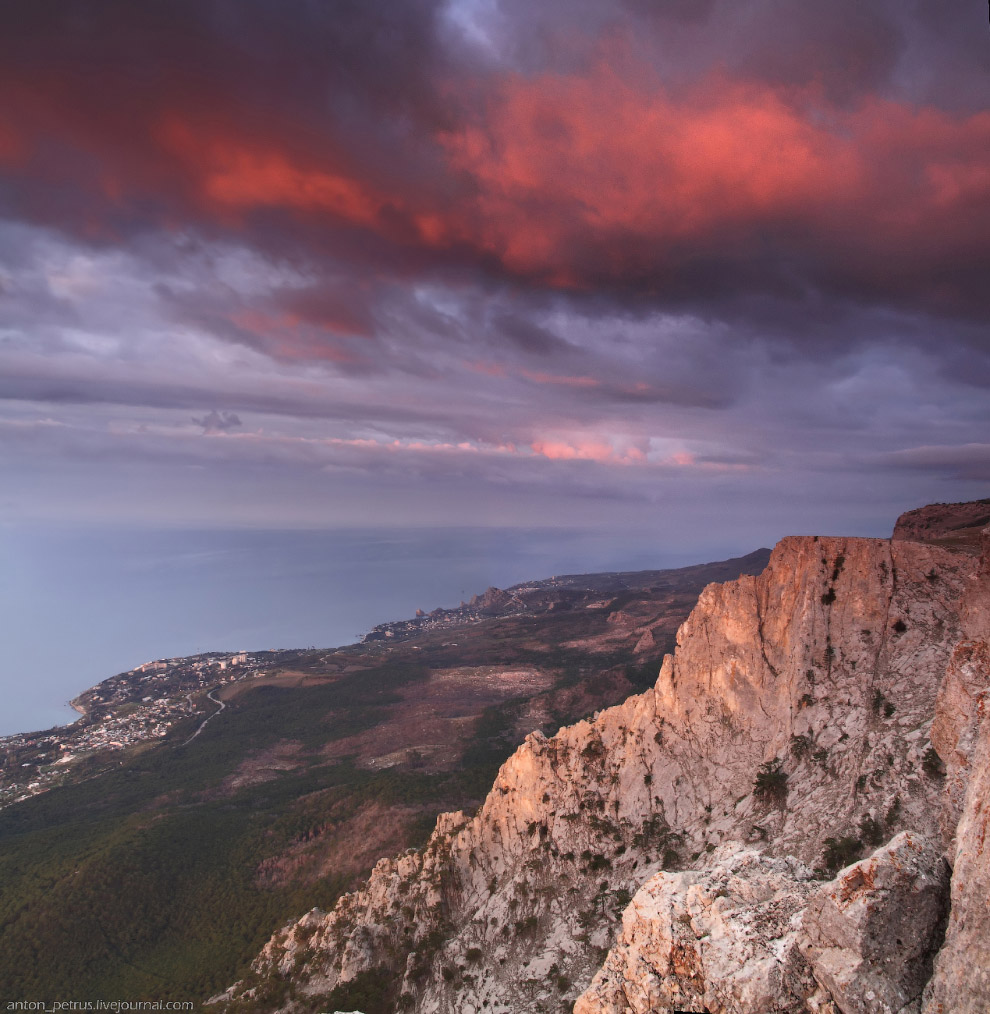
[575,832,950,1014]
[216,515,989,1014]
[798,832,948,1014]
[574,845,820,1014]
[923,695,990,1013]
[468,586,512,612]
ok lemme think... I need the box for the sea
[0,525,748,737]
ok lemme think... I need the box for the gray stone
[924,694,990,1014]
[799,832,949,1014]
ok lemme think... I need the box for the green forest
[0,604,669,1004]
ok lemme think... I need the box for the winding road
[182,689,226,745]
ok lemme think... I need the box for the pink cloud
[530,438,646,465]
[435,64,990,288]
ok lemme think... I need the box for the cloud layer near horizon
[1,0,988,540]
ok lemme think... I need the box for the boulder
[575,845,819,1014]
[799,833,949,1014]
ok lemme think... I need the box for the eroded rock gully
[216,514,989,1014]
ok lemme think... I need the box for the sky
[1,1,989,540]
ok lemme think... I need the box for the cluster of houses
[0,650,267,810]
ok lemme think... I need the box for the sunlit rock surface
[216,508,989,1014]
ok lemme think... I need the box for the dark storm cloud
[873,444,990,482]
[0,0,988,533]
[192,410,242,433]
[489,313,571,357]
[0,0,457,254]
[1,0,988,330]
[501,0,989,111]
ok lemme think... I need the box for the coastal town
[361,577,617,642]
[0,580,599,810]
[1,588,557,813]
[0,650,276,809]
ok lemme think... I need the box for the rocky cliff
[216,509,989,1014]
[893,498,990,552]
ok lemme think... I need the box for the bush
[632,814,671,850]
[886,795,902,826]
[292,946,314,971]
[662,846,681,869]
[581,738,605,762]
[317,967,394,1014]
[790,734,812,760]
[753,759,788,802]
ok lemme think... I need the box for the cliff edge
[216,507,990,1014]
[893,498,990,552]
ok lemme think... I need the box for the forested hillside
[0,553,768,1000]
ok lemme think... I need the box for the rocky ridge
[893,498,990,552]
[362,550,772,644]
[217,510,989,1014]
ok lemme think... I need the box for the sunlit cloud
[0,1,987,534]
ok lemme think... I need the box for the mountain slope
[0,552,768,1001]
[218,513,989,1013]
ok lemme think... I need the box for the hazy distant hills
[364,549,772,641]
[0,550,769,1002]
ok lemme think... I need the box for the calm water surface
[0,525,743,737]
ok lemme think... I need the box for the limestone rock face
[575,834,949,1014]
[930,636,990,848]
[798,832,949,1014]
[574,846,819,1014]
[923,698,990,1013]
[215,521,990,1014]
[921,527,990,1013]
